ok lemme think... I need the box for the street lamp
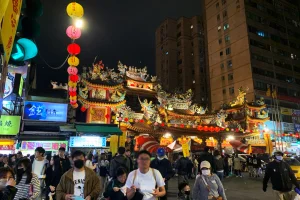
[75,19,84,28]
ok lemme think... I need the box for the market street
[167,174,274,199]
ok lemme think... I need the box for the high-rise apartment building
[203,0,300,110]
[155,16,208,104]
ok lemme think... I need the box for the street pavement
[167,174,276,199]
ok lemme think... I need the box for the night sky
[35,0,202,90]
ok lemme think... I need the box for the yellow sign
[0,0,9,23]
[0,0,22,63]
[160,137,174,146]
[182,143,190,157]
[0,115,21,135]
[280,107,292,116]
[110,135,118,156]
[264,134,273,155]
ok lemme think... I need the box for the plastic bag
[294,194,300,200]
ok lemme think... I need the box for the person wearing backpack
[176,153,192,185]
[110,147,131,178]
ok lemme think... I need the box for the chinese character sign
[0,115,21,135]
[23,101,68,122]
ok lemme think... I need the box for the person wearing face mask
[56,150,100,200]
[193,161,227,200]
[177,182,191,200]
[263,151,299,200]
[14,158,41,200]
[150,148,174,200]
[103,167,127,200]
[0,167,17,200]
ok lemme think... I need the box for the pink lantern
[66,25,82,39]
[70,100,77,104]
[69,87,77,92]
[67,66,78,75]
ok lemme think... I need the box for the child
[178,182,191,200]
[103,168,127,200]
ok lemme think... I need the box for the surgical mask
[184,191,190,196]
[0,179,7,189]
[275,156,283,161]
[74,160,84,169]
[202,169,210,176]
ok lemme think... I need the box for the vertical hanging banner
[182,143,190,157]
[110,135,118,156]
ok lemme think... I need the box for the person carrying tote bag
[192,161,227,200]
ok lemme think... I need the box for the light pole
[116,112,123,148]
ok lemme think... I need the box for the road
[167,174,276,200]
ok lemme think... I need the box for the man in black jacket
[176,152,192,184]
[199,146,215,172]
[151,148,174,200]
[263,151,300,200]
[109,147,130,178]
[58,147,72,174]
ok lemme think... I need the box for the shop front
[19,141,68,156]
[69,136,107,155]
[0,115,21,154]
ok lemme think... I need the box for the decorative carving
[229,87,247,107]
[109,90,126,102]
[190,104,208,115]
[78,83,88,99]
[151,75,157,82]
[51,81,68,90]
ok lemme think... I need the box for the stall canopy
[75,123,123,136]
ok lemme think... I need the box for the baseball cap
[157,148,165,157]
[200,161,211,169]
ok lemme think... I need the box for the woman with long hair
[14,158,40,200]
[85,153,97,170]
[45,156,63,200]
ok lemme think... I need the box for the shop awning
[75,123,123,136]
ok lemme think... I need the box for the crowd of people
[0,146,299,200]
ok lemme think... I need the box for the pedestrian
[263,150,299,200]
[45,156,63,200]
[98,153,109,196]
[110,147,130,178]
[56,150,101,200]
[176,152,192,184]
[233,154,242,177]
[125,150,134,171]
[58,147,71,174]
[8,155,17,169]
[214,150,225,181]
[16,152,23,164]
[246,153,254,178]
[32,147,48,199]
[3,156,9,168]
[177,182,191,200]
[187,157,194,179]
[198,147,215,173]
[85,154,97,170]
[0,155,4,167]
[126,150,166,200]
[14,158,41,200]
[150,148,174,200]
[223,154,229,178]
[192,161,227,200]
[252,154,261,178]
[0,167,17,200]
[193,156,199,177]
[103,168,127,200]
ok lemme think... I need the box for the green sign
[0,115,21,135]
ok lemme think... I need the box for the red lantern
[105,114,110,119]
[180,124,185,128]
[161,122,165,127]
[235,128,239,132]
[80,106,87,112]
[124,118,129,122]
[67,43,81,55]
[70,75,79,82]
[215,127,220,132]
[139,119,144,123]
[204,126,209,131]
[209,127,215,132]
[69,91,76,96]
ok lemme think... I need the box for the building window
[254,81,267,91]
[226,47,231,55]
[252,67,274,78]
[252,53,272,64]
[220,51,223,56]
[219,38,222,44]
[223,10,227,18]
[229,87,234,95]
[177,32,181,37]
[192,69,195,75]
[216,2,219,8]
[227,60,232,67]
[224,23,229,30]
[228,73,233,80]
[250,39,270,51]
[225,35,230,42]
[220,63,224,68]
[222,76,225,80]
[222,0,226,5]
[223,88,226,94]
[217,14,220,21]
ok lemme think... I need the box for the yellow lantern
[71,103,78,108]
[66,2,84,18]
[68,81,77,87]
[68,56,79,66]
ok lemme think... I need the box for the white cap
[200,161,211,169]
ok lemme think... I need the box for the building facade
[203,0,300,112]
[155,16,208,105]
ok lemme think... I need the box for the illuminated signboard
[21,141,68,151]
[23,101,68,122]
[0,115,21,135]
[69,136,107,148]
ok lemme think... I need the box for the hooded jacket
[56,166,100,200]
[109,155,130,177]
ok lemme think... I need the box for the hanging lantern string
[38,52,70,70]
